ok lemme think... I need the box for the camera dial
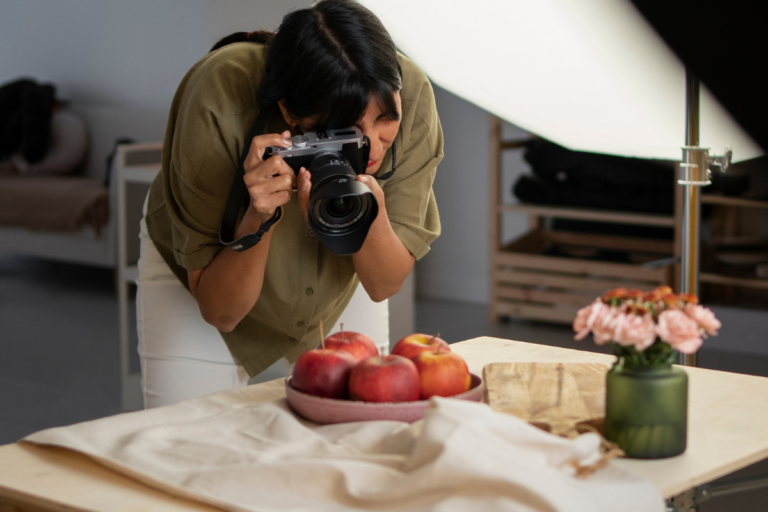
[290,135,308,148]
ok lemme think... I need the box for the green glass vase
[604,360,688,459]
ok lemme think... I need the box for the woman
[136,0,443,408]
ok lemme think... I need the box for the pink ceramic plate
[285,374,484,424]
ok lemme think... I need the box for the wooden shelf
[487,115,677,323]
[700,272,768,290]
[701,194,768,209]
[498,203,675,227]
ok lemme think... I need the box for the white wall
[416,84,531,305]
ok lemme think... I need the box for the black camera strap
[219,107,282,252]
[376,141,397,181]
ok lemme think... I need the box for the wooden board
[483,362,607,435]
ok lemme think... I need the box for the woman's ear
[277,99,298,129]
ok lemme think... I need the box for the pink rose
[573,300,599,340]
[613,313,657,350]
[656,309,703,354]
[590,303,621,345]
[685,303,721,336]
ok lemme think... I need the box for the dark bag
[0,79,56,163]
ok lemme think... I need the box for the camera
[265,127,378,255]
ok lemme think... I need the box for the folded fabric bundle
[0,175,109,234]
[24,386,663,512]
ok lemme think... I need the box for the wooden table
[1,337,767,511]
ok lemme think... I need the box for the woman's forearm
[188,208,274,332]
[352,203,415,302]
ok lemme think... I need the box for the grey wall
[0,0,312,112]
[1,0,207,111]
[416,84,531,305]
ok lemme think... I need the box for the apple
[323,330,378,362]
[412,349,471,399]
[291,349,357,399]
[391,333,450,361]
[348,355,421,403]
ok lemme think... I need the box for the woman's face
[280,91,402,175]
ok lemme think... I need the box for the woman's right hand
[242,130,295,223]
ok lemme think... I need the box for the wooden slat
[493,301,578,324]
[493,268,659,292]
[701,194,768,209]
[495,251,668,281]
[545,230,674,255]
[495,286,594,308]
[497,204,675,227]
[504,228,545,254]
[499,138,535,150]
[488,115,502,321]
[700,273,768,290]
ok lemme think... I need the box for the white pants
[136,206,389,409]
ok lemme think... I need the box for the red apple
[391,333,450,361]
[348,355,421,403]
[412,349,471,399]
[323,330,378,362]
[291,349,357,399]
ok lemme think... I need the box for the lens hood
[308,179,378,255]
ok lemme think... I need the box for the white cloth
[24,391,663,512]
[136,198,390,409]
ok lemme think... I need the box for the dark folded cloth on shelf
[514,140,675,214]
[0,175,109,234]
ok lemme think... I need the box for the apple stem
[431,333,441,355]
[341,322,344,341]
[319,319,325,350]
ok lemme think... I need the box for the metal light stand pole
[668,70,761,512]
[678,69,708,367]
[677,69,731,367]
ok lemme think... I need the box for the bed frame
[0,105,167,268]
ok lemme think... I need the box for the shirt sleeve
[165,111,245,271]
[382,76,443,261]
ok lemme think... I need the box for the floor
[1,254,767,510]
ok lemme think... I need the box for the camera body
[264,127,370,174]
[264,127,378,256]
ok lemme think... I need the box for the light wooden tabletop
[1,337,767,511]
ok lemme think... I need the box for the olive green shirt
[145,42,443,377]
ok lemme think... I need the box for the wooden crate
[491,229,674,324]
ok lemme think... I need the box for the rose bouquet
[573,286,721,368]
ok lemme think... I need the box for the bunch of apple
[291,328,472,402]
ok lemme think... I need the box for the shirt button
[305,287,314,296]
[288,336,297,342]
[297,321,305,327]
[308,230,316,238]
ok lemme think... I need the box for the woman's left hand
[297,169,386,222]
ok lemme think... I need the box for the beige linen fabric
[24,389,663,512]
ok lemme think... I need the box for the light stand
[677,69,731,367]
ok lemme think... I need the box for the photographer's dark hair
[210,0,402,131]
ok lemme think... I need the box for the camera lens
[327,197,355,218]
[306,151,379,255]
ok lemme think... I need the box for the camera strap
[375,141,397,181]
[219,107,282,252]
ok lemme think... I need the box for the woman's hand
[243,130,296,223]
[354,174,385,207]
[296,170,386,222]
